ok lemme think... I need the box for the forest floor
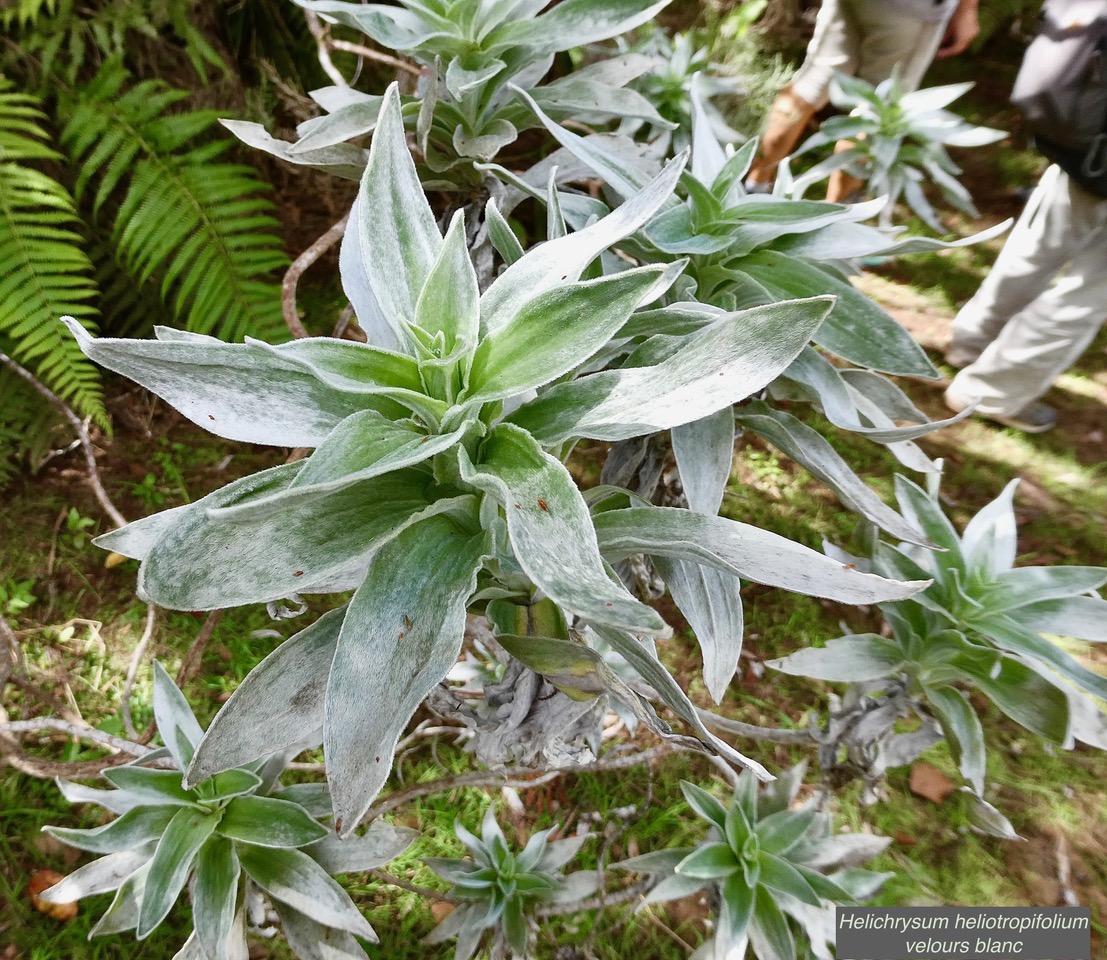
[2,46,1106,960]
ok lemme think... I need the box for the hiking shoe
[945,388,1057,433]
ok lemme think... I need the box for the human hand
[935,0,980,59]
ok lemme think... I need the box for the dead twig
[120,604,158,741]
[369,868,460,904]
[362,746,670,826]
[328,38,423,77]
[303,10,349,87]
[282,214,350,339]
[176,611,224,688]
[0,349,126,529]
[536,878,656,918]
[0,717,155,756]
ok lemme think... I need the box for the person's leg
[826,0,948,201]
[946,240,1107,420]
[747,0,860,187]
[949,166,1107,362]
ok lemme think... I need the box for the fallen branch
[0,717,155,757]
[0,349,126,529]
[281,214,350,339]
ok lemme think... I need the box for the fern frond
[60,61,288,342]
[0,368,66,482]
[0,0,57,31]
[0,81,104,426]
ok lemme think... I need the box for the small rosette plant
[770,476,1107,797]
[790,73,1006,230]
[423,808,596,960]
[617,765,892,960]
[37,663,416,960]
[230,0,674,187]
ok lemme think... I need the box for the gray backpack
[1010,0,1107,195]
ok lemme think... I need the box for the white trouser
[949,165,1107,415]
[790,0,950,109]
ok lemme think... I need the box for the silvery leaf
[960,478,1019,577]
[591,625,771,780]
[188,607,346,785]
[192,837,240,960]
[38,843,155,903]
[324,516,489,834]
[486,0,671,54]
[64,320,372,447]
[465,266,667,402]
[54,778,143,815]
[278,903,373,959]
[656,557,743,704]
[307,820,419,873]
[479,151,685,335]
[671,407,734,516]
[138,806,220,936]
[356,83,443,331]
[151,660,204,771]
[219,796,329,848]
[510,298,834,444]
[221,119,368,179]
[734,404,932,547]
[767,635,904,682]
[595,507,929,603]
[238,845,377,939]
[46,805,178,854]
[137,470,431,610]
[458,424,665,635]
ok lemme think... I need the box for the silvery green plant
[790,73,1006,230]
[618,29,746,147]
[67,84,928,836]
[228,0,674,189]
[617,766,892,960]
[423,808,597,959]
[37,662,416,960]
[496,78,999,560]
[770,476,1107,798]
[510,77,1008,378]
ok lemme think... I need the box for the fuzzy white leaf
[596,507,929,603]
[324,516,489,834]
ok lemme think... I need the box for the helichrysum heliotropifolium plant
[618,765,892,960]
[423,808,597,960]
[37,662,416,960]
[770,477,1107,794]
[67,83,927,836]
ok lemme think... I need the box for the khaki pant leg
[949,170,1107,415]
[846,0,949,92]
[789,0,863,109]
[950,166,1107,356]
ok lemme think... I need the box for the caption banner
[836,907,1091,959]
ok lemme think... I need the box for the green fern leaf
[0,81,104,427]
[60,61,289,343]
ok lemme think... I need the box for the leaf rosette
[39,663,416,960]
[617,764,892,960]
[70,85,928,834]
